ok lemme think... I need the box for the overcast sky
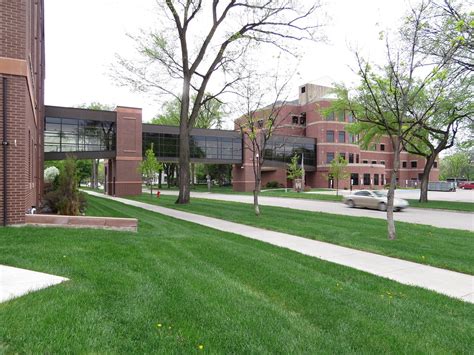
[44,0,410,125]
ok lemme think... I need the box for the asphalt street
[158,190,473,231]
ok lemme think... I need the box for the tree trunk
[191,163,195,186]
[177,76,191,204]
[419,154,437,203]
[336,178,339,196]
[158,169,162,189]
[253,161,262,216]
[150,178,153,197]
[387,141,400,240]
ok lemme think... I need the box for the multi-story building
[0,0,45,224]
[0,2,439,225]
[232,83,439,192]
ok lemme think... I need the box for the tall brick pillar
[114,107,142,196]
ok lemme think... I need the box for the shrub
[41,156,87,215]
[304,186,312,192]
[265,180,280,188]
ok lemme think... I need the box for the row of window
[326,130,358,144]
[291,112,307,126]
[349,173,385,186]
[142,133,242,161]
[264,136,316,165]
[324,111,356,123]
[326,152,388,165]
[44,117,116,153]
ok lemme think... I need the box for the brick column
[114,107,142,196]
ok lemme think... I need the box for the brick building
[232,83,439,192]
[0,2,439,225]
[0,0,45,225]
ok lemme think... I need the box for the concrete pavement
[86,191,474,303]
[157,190,474,231]
[0,265,68,303]
[313,188,474,203]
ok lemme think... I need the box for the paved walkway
[314,188,474,203]
[0,265,68,303]
[157,190,474,231]
[87,191,473,303]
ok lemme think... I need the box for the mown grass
[130,194,474,275]
[0,195,472,353]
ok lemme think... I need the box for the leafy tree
[398,0,473,202]
[287,154,303,183]
[329,1,468,240]
[440,151,474,180]
[327,156,349,196]
[116,1,323,204]
[139,143,163,196]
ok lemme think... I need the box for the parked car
[459,182,474,190]
[343,190,409,211]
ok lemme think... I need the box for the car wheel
[347,200,355,208]
[378,202,387,211]
[395,207,401,212]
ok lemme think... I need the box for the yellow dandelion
[157,323,162,328]
[168,326,172,329]
[198,344,204,350]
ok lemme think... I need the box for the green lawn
[0,195,472,353]
[130,194,474,275]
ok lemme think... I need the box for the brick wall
[0,0,44,225]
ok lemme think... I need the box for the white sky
[44,0,410,125]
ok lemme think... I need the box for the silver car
[343,190,409,211]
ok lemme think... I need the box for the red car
[459,182,474,189]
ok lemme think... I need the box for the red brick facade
[106,107,143,197]
[233,84,439,192]
[0,0,45,224]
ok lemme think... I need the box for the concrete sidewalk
[0,265,68,303]
[157,190,474,231]
[86,191,473,303]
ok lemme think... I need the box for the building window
[356,154,360,163]
[369,144,376,151]
[338,131,345,143]
[326,152,335,163]
[257,119,264,128]
[348,113,355,123]
[363,173,371,185]
[380,144,385,151]
[434,161,438,168]
[339,152,346,161]
[300,112,306,126]
[349,153,354,163]
[380,161,385,166]
[402,161,407,168]
[363,160,368,164]
[337,111,345,122]
[381,174,385,185]
[351,173,359,186]
[301,86,305,93]
[292,115,299,125]
[326,130,335,142]
[371,160,377,164]
[411,161,418,168]
[326,112,335,121]
[348,133,357,144]
[374,174,379,185]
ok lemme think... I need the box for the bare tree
[115,1,323,204]
[235,69,293,216]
